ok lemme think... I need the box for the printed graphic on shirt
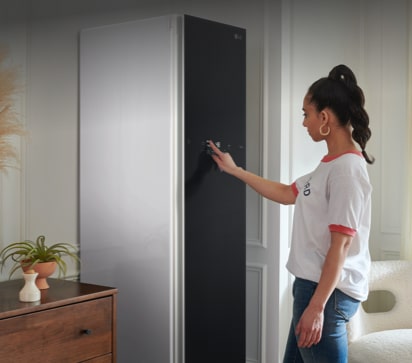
[303,177,312,196]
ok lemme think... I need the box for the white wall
[0,0,410,362]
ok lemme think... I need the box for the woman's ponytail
[309,64,375,164]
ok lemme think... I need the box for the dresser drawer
[0,296,113,362]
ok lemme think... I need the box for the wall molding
[401,0,412,260]
[246,263,267,363]
[381,250,401,261]
[246,39,266,249]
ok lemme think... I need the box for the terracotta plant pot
[22,261,57,289]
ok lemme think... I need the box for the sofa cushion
[348,329,412,363]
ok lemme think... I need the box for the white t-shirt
[286,151,372,301]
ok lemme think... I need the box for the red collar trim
[321,150,363,162]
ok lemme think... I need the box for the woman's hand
[295,305,324,348]
[208,140,240,175]
[208,140,297,205]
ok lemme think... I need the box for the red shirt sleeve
[291,182,299,197]
[329,224,357,236]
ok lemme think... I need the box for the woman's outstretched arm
[208,140,296,205]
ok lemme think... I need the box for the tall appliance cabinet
[79,15,246,363]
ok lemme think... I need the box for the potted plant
[0,235,80,289]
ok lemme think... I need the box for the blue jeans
[283,278,360,363]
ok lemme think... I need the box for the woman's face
[302,94,324,142]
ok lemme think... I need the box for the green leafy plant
[0,235,80,278]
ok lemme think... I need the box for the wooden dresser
[0,278,117,362]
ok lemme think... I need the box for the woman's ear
[320,109,329,123]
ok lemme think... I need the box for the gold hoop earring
[319,125,330,136]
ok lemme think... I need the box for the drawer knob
[82,329,93,335]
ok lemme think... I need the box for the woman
[209,64,373,363]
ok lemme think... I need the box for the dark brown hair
[307,64,374,164]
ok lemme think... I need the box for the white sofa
[347,260,412,363]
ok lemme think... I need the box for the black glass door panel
[184,15,246,363]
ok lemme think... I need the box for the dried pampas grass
[0,48,25,172]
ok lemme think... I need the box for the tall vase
[19,272,41,302]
